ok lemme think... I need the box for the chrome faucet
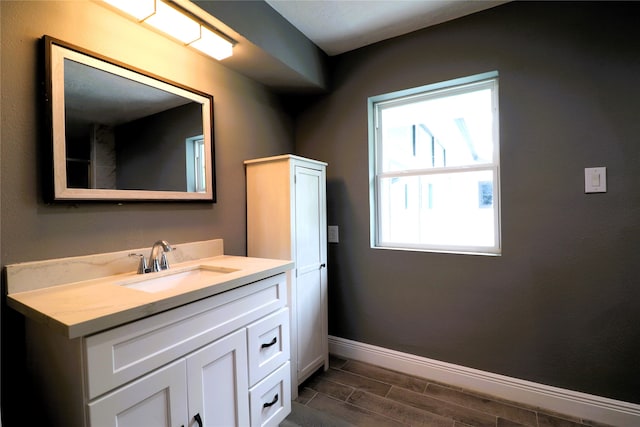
[149,240,173,273]
[129,240,174,274]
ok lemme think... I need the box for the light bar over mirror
[102,0,234,60]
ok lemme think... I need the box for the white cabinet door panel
[186,329,250,427]
[294,165,327,382]
[88,359,188,427]
[294,166,323,273]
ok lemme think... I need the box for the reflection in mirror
[44,35,215,202]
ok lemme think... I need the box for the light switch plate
[328,225,339,243]
[585,167,606,193]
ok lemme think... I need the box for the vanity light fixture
[102,0,234,60]
[190,26,234,61]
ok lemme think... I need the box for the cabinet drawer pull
[261,337,277,349]
[263,394,279,408]
[194,413,203,427]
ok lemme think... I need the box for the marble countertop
[6,241,293,339]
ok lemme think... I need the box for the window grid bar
[378,164,496,180]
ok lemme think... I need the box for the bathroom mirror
[43,35,215,202]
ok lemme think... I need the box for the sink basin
[117,265,239,293]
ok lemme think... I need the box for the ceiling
[184,0,511,91]
[264,0,510,56]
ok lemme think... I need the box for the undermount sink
[117,265,239,293]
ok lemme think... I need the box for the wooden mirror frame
[43,35,216,202]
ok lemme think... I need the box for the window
[186,135,206,193]
[368,71,500,255]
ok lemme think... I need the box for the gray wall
[295,2,640,404]
[0,1,294,422]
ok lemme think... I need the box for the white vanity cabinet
[24,273,291,427]
[88,329,251,427]
[245,155,329,396]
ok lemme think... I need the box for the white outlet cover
[585,167,606,193]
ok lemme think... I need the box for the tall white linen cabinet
[245,155,328,398]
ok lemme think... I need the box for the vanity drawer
[84,273,286,399]
[247,308,290,386]
[249,361,291,427]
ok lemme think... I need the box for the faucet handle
[129,253,149,274]
[160,253,170,270]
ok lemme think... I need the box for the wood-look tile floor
[281,355,612,427]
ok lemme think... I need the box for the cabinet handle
[261,337,277,349]
[320,263,326,268]
[194,413,203,427]
[263,394,279,408]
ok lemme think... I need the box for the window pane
[378,170,496,249]
[380,86,494,172]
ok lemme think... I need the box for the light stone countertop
[6,240,293,339]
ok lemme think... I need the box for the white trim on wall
[329,335,640,427]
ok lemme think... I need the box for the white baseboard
[328,335,640,427]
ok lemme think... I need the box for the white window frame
[185,135,206,193]
[368,71,501,255]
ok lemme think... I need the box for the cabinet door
[294,165,328,381]
[186,329,250,427]
[88,359,188,427]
